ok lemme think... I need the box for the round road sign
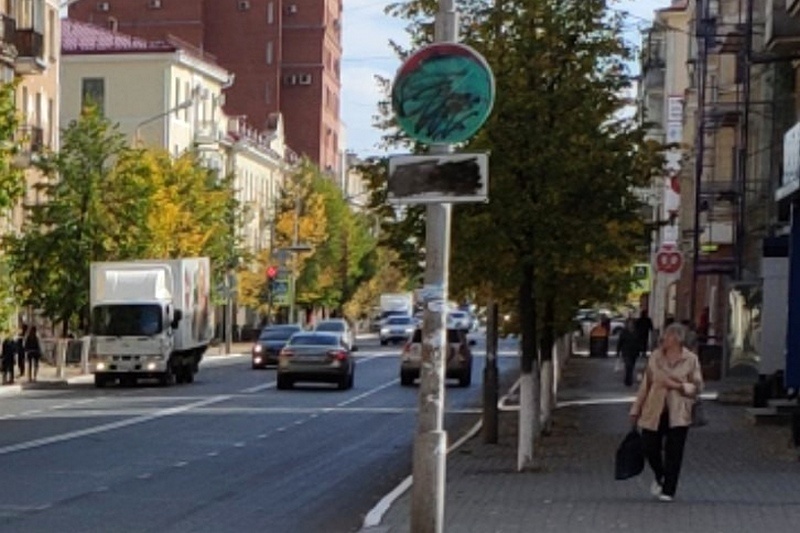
[391,42,495,145]
[655,246,683,274]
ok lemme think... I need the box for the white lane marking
[74,399,94,405]
[292,420,304,426]
[51,404,70,410]
[0,414,17,420]
[257,434,268,439]
[276,427,287,432]
[174,461,188,468]
[33,504,52,511]
[239,382,276,394]
[332,378,398,409]
[207,451,219,457]
[0,395,231,457]
[94,486,109,492]
[234,442,245,448]
[19,410,42,416]
[363,419,484,529]
[137,473,152,479]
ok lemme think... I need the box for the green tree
[383,0,662,466]
[3,107,241,332]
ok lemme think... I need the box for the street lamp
[134,99,194,146]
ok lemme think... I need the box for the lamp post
[134,99,194,146]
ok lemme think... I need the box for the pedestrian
[24,326,42,382]
[681,319,698,351]
[635,309,654,359]
[617,318,641,387]
[1,332,17,385]
[629,322,704,502]
[16,325,26,378]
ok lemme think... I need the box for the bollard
[483,303,499,444]
[55,339,67,379]
[81,336,91,375]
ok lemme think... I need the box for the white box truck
[89,258,213,387]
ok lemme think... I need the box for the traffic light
[266,265,278,279]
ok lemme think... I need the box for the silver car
[400,328,474,387]
[313,319,355,349]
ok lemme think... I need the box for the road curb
[360,419,484,531]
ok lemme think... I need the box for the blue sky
[341,0,668,157]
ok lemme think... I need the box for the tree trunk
[539,296,556,434]
[517,261,539,471]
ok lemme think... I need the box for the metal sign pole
[410,4,458,533]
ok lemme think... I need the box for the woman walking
[24,326,42,382]
[629,323,704,502]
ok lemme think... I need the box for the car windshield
[386,317,413,325]
[289,334,340,346]
[315,322,345,332]
[258,327,299,341]
[449,312,466,319]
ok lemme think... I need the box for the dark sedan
[277,332,356,390]
[251,325,303,369]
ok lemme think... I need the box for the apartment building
[67,0,343,174]
[0,0,61,229]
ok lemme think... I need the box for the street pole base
[411,430,447,533]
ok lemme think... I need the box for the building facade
[67,0,342,173]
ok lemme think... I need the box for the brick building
[68,0,342,172]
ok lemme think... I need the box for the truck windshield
[92,304,163,336]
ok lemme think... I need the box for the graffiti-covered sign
[391,43,495,144]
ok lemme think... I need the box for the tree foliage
[380,0,662,340]
[2,107,239,332]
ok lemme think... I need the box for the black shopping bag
[614,429,644,480]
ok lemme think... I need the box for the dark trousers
[641,411,689,497]
[622,354,637,386]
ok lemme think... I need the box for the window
[47,97,53,147]
[267,1,274,23]
[174,79,181,116]
[266,41,273,64]
[34,91,41,127]
[81,78,105,115]
[20,86,28,122]
[184,81,190,120]
[265,81,271,104]
[47,7,56,61]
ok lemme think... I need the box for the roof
[61,18,176,55]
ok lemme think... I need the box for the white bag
[614,357,623,373]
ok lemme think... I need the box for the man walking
[635,310,654,359]
[617,318,641,387]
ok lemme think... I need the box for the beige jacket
[630,348,704,430]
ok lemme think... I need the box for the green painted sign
[392,43,495,145]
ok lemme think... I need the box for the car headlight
[253,345,263,353]
[96,362,106,371]
[381,328,390,334]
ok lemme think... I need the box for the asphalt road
[0,334,518,533]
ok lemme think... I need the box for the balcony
[194,122,223,148]
[13,29,44,75]
[12,125,44,167]
[766,0,800,53]
[642,67,666,92]
[0,15,16,67]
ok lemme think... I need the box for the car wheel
[380,339,388,346]
[276,374,292,390]
[458,369,472,387]
[347,370,355,389]
[400,371,414,387]
[94,374,107,388]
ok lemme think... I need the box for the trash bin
[589,336,609,358]
[698,343,722,381]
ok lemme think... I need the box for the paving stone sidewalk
[377,356,800,533]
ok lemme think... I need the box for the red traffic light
[266,265,278,279]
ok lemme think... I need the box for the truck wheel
[175,370,185,384]
[276,375,292,390]
[159,369,175,387]
[184,366,195,384]
[120,375,136,387]
[94,374,107,388]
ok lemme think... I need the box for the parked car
[380,315,417,346]
[277,332,356,390]
[400,328,474,387]
[447,310,471,331]
[313,319,355,349]
[251,325,302,369]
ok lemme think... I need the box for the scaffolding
[689,0,800,329]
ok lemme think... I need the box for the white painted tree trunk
[540,359,554,434]
[517,368,540,471]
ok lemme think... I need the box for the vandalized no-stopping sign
[391,43,495,145]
